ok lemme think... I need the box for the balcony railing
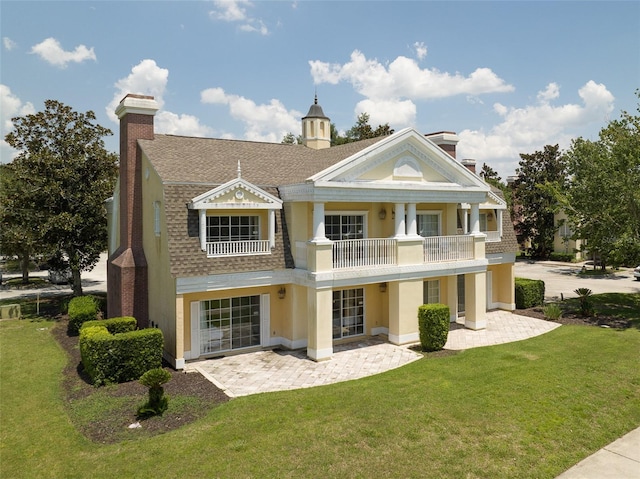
[333,238,397,269]
[484,231,501,242]
[206,240,270,257]
[423,235,474,263]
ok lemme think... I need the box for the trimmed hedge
[549,252,575,263]
[515,277,545,309]
[81,316,137,335]
[67,296,98,335]
[418,303,450,352]
[79,321,163,386]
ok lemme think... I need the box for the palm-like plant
[574,288,594,317]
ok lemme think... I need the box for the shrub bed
[515,277,545,309]
[79,320,163,386]
[67,296,98,335]
[418,303,450,352]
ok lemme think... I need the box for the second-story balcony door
[325,214,364,241]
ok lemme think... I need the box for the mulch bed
[52,319,228,444]
[515,307,633,330]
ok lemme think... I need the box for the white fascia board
[176,269,293,294]
[281,183,489,204]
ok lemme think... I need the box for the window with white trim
[200,295,260,354]
[153,201,161,237]
[417,212,441,237]
[332,288,364,339]
[423,280,440,304]
[479,213,488,233]
[206,215,260,242]
[325,214,365,241]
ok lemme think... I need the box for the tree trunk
[71,267,83,296]
[20,254,30,284]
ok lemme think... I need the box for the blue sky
[1,1,638,179]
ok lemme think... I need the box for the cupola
[302,94,331,150]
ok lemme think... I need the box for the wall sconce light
[278,287,286,299]
[379,282,387,293]
[487,212,494,221]
[391,209,395,220]
[378,208,387,220]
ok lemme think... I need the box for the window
[200,296,260,354]
[479,213,488,233]
[206,215,259,242]
[423,280,440,304]
[332,288,364,339]
[417,213,440,237]
[325,215,364,241]
[153,201,161,237]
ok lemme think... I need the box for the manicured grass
[564,292,640,326]
[2,319,639,478]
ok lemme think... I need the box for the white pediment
[189,178,282,210]
[308,128,488,191]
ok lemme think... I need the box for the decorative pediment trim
[188,178,283,210]
[308,128,488,190]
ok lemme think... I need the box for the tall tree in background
[0,164,47,283]
[4,100,118,295]
[559,92,640,268]
[336,112,394,145]
[511,144,567,259]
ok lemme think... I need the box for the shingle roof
[144,135,383,278]
[139,134,382,187]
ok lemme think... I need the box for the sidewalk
[555,426,640,478]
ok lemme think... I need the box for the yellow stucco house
[107,94,517,369]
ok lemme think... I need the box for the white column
[406,203,417,236]
[312,202,326,241]
[462,209,469,234]
[199,209,207,251]
[394,203,406,237]
[497,210,503,238]
[268,210,276,248]
[470,203,480,234]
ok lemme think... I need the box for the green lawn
[1,318,639,479]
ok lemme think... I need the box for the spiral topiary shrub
[137,368,172,418]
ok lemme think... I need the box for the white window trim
[324,210,369,240]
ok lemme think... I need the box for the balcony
[332,238,397,269]
[206,240,270,257]
[423,235,474,263]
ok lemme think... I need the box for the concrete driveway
[514,260,640,301]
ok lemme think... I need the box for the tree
[280,132,301,144]
[0,164,49,283]
[559,93,640,268]
[333,113,394,145]
[4,100,118,295]
[511,144,567,259]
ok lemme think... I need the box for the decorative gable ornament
[188,178,283,211]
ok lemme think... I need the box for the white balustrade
[332,238,397,269]
[206,240,270,257]
[423,235,474,263]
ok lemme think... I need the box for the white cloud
[3,37,17,51]
[209,0,269,35]
[354,98,417,130]
[413,41,427,60]
[107,59,169,122]
[310,49,514,126]
[0,85,35,162]
[201,87,301,142]
[29,37,96,68]
[107,59,213,138]
[155,111,214,137]
[457,81,615,177]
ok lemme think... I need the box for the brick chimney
[461,158,477,174]
[107,94,158,328]
[425,131,459,159]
